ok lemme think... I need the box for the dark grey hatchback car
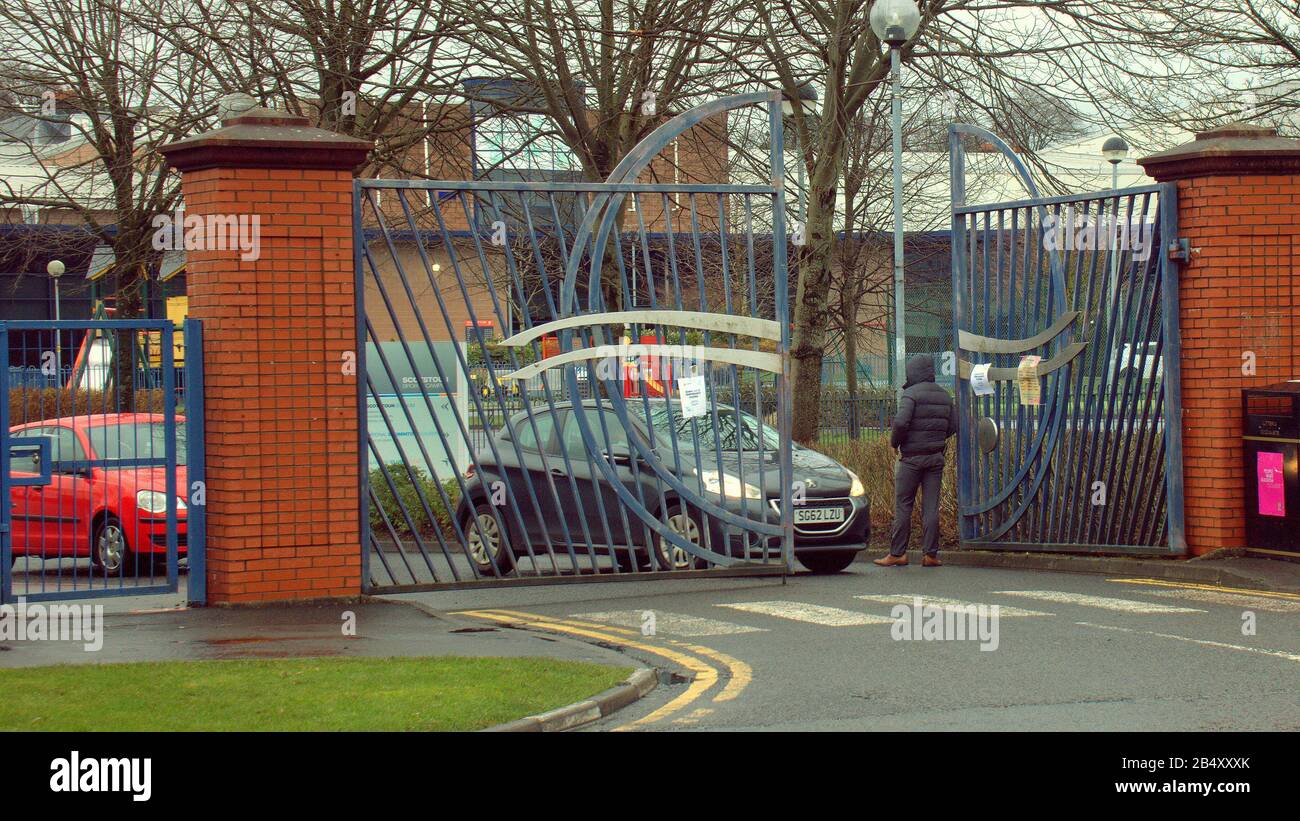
[455,399,869,575]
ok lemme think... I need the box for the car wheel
[798,552,857,574]
[463,503,513,576]
[654,504,708,571]
[91,516,136,577]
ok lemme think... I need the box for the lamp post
[871,0,921,400]
[1102,136,1129,308]
[47,259,65,367]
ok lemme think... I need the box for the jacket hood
[903,355,935,388]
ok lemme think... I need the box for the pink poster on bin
[1257,451,1286,518]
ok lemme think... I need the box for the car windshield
[87,422,187,466]
[646,405,780,451]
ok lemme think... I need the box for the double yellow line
[450,608,752,730]
[1108,577,1300,602]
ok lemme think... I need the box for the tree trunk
[844,308,859,440]
[789,161,839,445]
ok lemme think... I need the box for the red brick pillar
[160,107,372,602]
[1140,123,1300,556]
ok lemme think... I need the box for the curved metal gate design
[949,124,1186,554]
[356,92,795,590]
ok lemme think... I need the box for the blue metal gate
[356,92,806,590]
[0,319,204,603]
[949,125,1186,554]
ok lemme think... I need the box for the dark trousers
[890,453,944,557]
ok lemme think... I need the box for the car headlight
[847,469,866,498]
[137,491,187,513]
[699,470,763,500]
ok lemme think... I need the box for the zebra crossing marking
[1077,622,1300,664]
[571,610,765,637]
[854,594,1052,618]
[994,590,1205,614]
[718,601,893,626]
[1140,589,1300,614]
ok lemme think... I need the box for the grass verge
[0,656,633,732]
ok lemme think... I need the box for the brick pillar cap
[1138,121,1300,182]
[160,105,373,173]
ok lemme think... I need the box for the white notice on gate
[970,362,994,397]
[678,375,707,419]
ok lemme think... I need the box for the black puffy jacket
[890,355,957,457]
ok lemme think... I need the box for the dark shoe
[922,555,942,567]
[873,554,909,567]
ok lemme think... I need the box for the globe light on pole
[1101,136,1129,310]
[48,258,65,365]
[870,0,921,400]
[1102,135,1129,189]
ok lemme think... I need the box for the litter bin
[1242,382,1300,556]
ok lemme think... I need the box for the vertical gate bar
[980,209,992,534]
[0,322,10,604]
[993,209,1006,504]
[353,180,372,591]
[162,321,179,591]
[769,98,794,574]
[1157,183,1187,553]
[949,132,970,542]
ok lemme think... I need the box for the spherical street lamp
[870,0,922,46]
[870,0,922,399]
[47,258,66,363]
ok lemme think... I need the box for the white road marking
[994,590,1205,614]
[1142,589,1300,614]
[718,601,894,627]
[854,594,1052,618]
[571,610,765,637]
[1077,622,1300,664]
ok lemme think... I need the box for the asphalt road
[391,563,1300,731]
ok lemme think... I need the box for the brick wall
[180,166,362,601]
[1141,123,1300,555]
[1170,175,1300,552]
[161,107,371,603]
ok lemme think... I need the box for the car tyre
[798,551,857,574]
[91,515,137,577]
[654,503,709,571]
[462,503,514,576]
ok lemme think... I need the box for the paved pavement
[388,563,1300,731]
[0,600,631,671]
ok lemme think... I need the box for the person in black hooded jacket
[874,354,957,567]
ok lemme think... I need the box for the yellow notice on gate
[1017,355,1041,406]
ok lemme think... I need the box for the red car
[7,413,187,576]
